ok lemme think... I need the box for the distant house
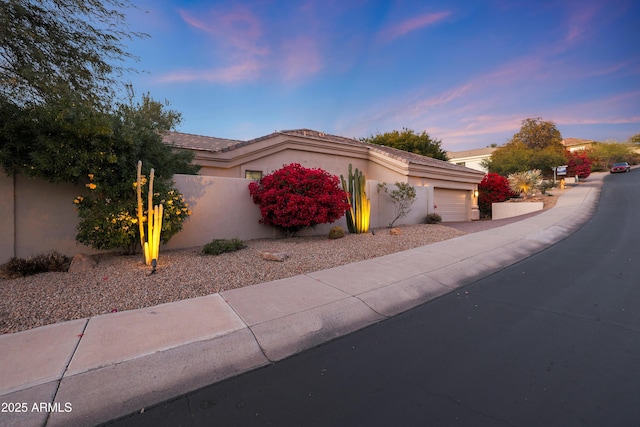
[164,129,485,222]
[562,138,595,152]
[446,147,496,173]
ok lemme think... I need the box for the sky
[121,0,640,151]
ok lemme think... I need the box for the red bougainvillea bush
[248,163,350,235]
[566,150,592,179]
[478,173,516,217]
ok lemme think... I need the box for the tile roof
[163,132,245,153]
[164,129,482,174]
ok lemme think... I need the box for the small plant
[328,226,345,239]
[202,238,247,256]
[539,179,555,194]
[0,251,71,279]
[508,169,542,198]
[424,213,442,224]
[378,182,416,228]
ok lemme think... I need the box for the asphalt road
[105,170,640,427]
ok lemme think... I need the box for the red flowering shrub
[478,173,515,216]
[566,150,592,179]
[248,163,350,235]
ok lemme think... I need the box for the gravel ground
[0,190,565,335]
[1,224,467,335]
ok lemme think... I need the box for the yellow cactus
[136,160,163,266]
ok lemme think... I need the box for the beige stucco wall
[195,147,372,180]
[492,202,543,220]
[3,175,100,262]
[0,173,15,264]
[1,148,480,263]
[165,176,432,248]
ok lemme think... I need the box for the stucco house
[562,138,595,152]
[447,147,496,173]
[164,129,485,222]
[0,128,485,263]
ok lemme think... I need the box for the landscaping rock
[389,228,402,235]
[260,251,289,262]
[68,253,97,273]
[328,226,345,239]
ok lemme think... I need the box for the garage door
[434,188,468,222]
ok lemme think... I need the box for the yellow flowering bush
[75,172,191,253]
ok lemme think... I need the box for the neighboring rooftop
[447,147,497,158]
[562,138,595,148]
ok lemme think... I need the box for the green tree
[512,117,563,150]
[0,0,144,108]
[589,142,637,170]
[74,94,200,253]
[628,134,640,144]
[361,128,448,161]
[484,118,566,175]
[0,94,198,183]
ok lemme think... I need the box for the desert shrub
[0,251,71,278]
[423,213,442,224]
[248,163,350,236]
[75,173,191,254]
[566,150,592,179]
[478,173,515,216]
[202,238,247,255]
[508,169,542,197]
[377,182,417,227]
[539,179,555,194]
[328,226,345,239]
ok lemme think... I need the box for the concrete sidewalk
[0,173,605,427]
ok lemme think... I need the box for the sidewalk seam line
[43,317,89,426]
[220,296,273,363]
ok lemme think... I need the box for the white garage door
[434,188,468,222]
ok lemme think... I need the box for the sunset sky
[122,0,640,150]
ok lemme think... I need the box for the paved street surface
[104,169,639,427]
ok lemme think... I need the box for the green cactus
[340,164,371,233]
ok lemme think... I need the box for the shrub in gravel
[423,213,442,224]
[0,251,71,278]
[202,238,247,256]
[248,163,350,236]
[328,226,345,239]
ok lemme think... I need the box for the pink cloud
[156,60,263,84]
[553,91,640,125]
[178,7,269,57]
[560,4,598,48]
[280,37,323,81]
[379,11,452,42]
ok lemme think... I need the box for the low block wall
[0,174,435,263]
[492,201,543,220]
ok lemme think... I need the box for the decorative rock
[389,228,402,235]
[68,253,97,273]
[260,251,289,262]
[328,226,345,239]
